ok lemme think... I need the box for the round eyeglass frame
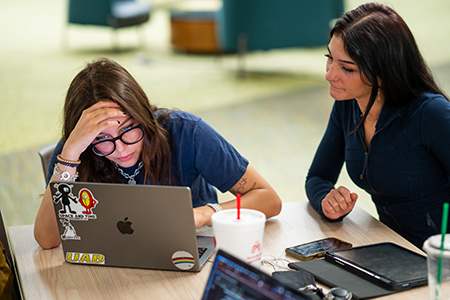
[91,124,144,157]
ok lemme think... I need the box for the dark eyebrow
[327,46,356,65]
[339,59,356,65]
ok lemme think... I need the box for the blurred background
[1,0,449,228]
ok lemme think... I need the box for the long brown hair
[63,58,172,185]
[331,3,447,131]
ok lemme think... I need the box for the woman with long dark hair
[306,3,450,248]
[35,58,281,249]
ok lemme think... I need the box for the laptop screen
[202,250,311,300]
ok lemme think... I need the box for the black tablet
[324,242,428,291]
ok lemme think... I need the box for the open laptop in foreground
[202,249,312,300]
[50,181,215,272]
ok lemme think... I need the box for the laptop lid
[50,181,214,272]
[202,249,312,300]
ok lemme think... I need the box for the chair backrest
[38,142,58,183]
[68,0,112,26]
[68,0,151,28]
[217,0,344,52]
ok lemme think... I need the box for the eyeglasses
[91,124,144,156]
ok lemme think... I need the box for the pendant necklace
[112,161,143,185]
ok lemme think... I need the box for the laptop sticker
[53,183,78,215]
[66,252,105,265]
[60,218,81,240]
[52,183,99,221]
[79,188,98,214]
[172,251,195,270]
[53,183,100,240]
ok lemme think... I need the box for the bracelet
[207,203,223,213]
[57,155,81,168]
[53,164,79,182]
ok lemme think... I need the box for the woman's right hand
[321,186,358,220]
[61,101,125,161]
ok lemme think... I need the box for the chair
[66,0,152,50]
[0,211,21,299]
[216,0,344,76]
[38,142,58,183]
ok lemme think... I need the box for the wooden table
[8,202,428,299]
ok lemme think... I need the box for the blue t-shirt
[306,92,450,248]
[47,110,249,208]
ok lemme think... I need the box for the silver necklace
[112,161,143,185]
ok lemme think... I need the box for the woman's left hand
[193,206,216,228]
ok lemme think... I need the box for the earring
[377,89,381,101]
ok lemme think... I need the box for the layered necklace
[112,161,144,185]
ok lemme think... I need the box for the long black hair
[331,2,447,130]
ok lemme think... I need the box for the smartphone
[285,237,352,260]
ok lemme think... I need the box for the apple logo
[117,217,134,235]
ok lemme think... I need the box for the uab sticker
[66,252,105,264]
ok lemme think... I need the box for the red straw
[237,194,241,220]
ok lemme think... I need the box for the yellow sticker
[66,252,105,264]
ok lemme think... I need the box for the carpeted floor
[1,0,450,228]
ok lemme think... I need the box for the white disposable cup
[423,234,450,300]
[211,208,266,268]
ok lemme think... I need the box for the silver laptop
[50,181,215,272]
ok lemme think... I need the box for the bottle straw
[436,202,449,300]
[237,194,241,220]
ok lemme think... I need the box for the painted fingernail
[122,110,126,115]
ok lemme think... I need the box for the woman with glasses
[306,3,450,249]
[34,58,282,249]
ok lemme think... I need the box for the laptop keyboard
[198,247,207,258]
